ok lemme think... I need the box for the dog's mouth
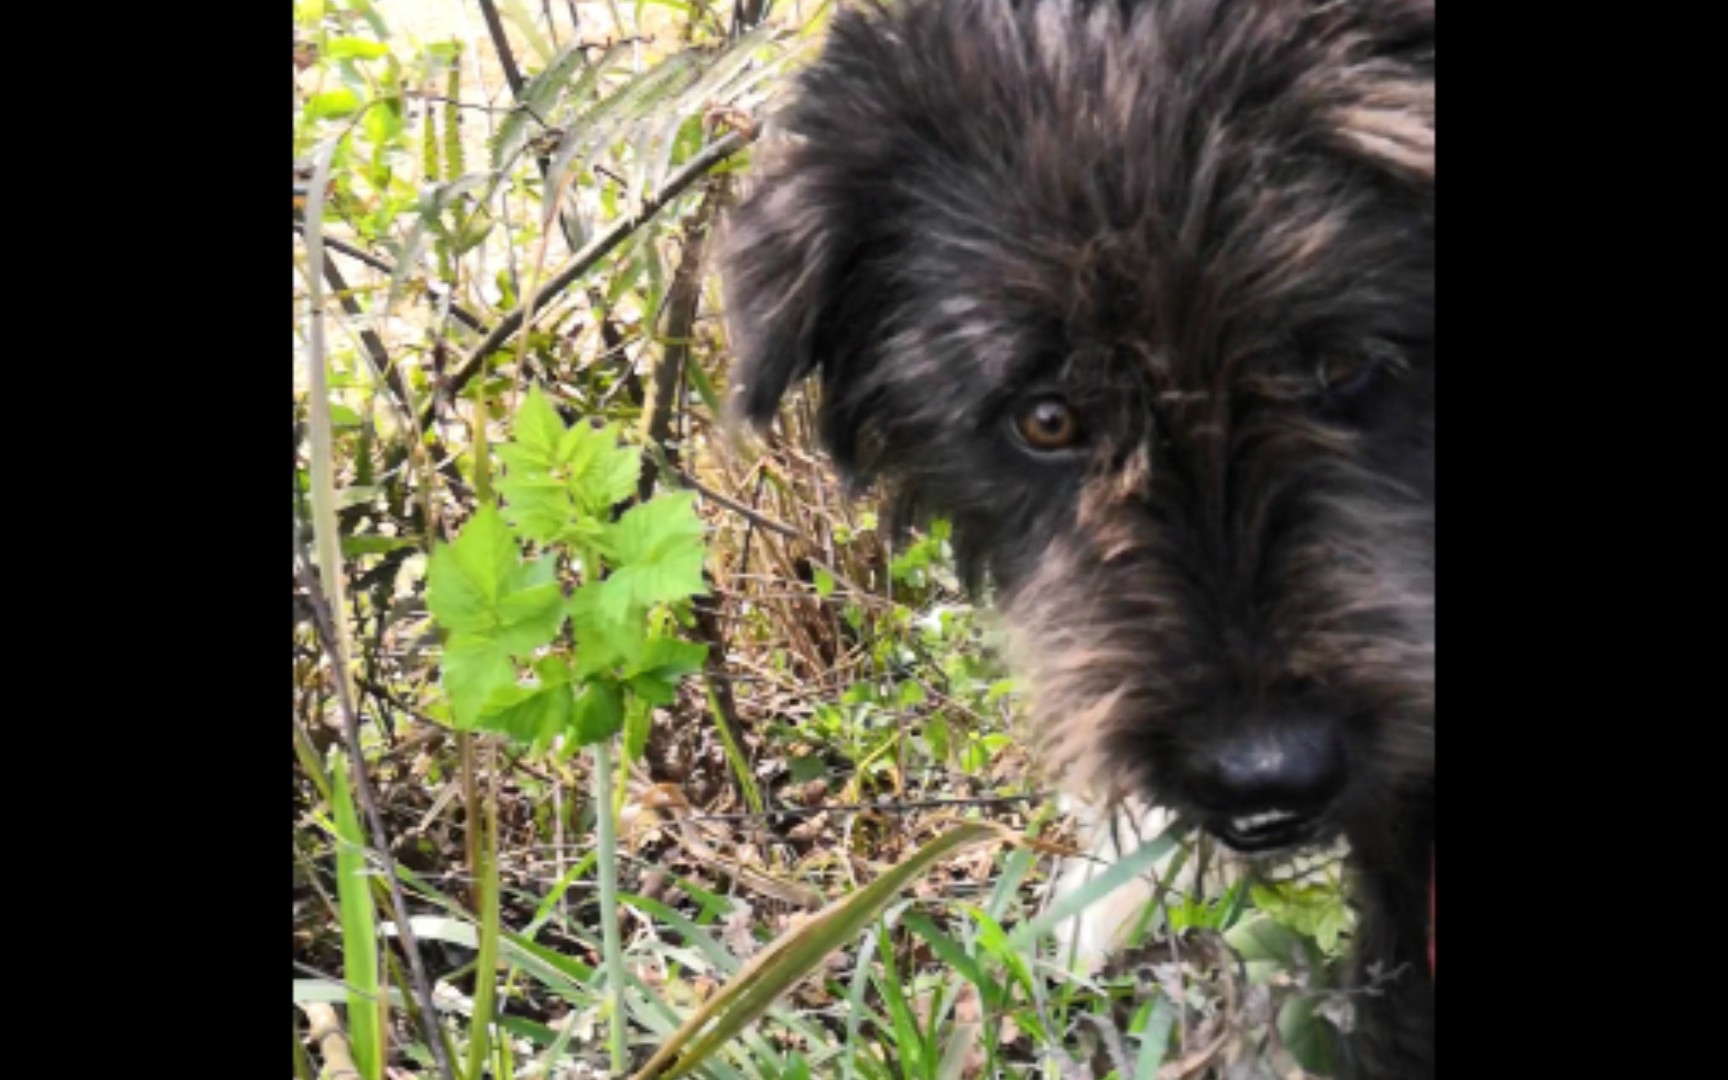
[1208,808,1319,854]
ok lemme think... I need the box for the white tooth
[1233,809,1297,832]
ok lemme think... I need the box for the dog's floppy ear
[1326,1,1434,188]
[720,141,860,430]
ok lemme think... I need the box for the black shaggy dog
[722,0,1433,1075]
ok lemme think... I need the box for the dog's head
[723,0,1433,858]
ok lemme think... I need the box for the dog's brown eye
[1014,397,1081,451]
[1316,353,1380,399]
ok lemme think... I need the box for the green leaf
[306,88,362,119]
[632,821,1004,1080]
[572,678,625,745]
[489,42,593,168]
[340,535,419,557]
[492,555,564,649]
[363,95,403,146]
[476,658,574,746]
[427,506,517,631]
[559,420,640,515]
[511,384,567,468]
[631,635,707,681]
[330,757,384,1080]
[440,633,515,729]
[1278,993,1340,1075]
[325,36,391,60]
[495,470,572,546]
[623,697,652,762]
[427,511,564,662]
[596,492,707,613]
[568,583,648,677]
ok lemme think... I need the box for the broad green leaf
[428,513,564,661]
[626,636,706,708]
[1225,914,1324,985]
[363,96,403,146]
[495,470,572,546]
[572,678,624,745]
[1278,993,1339,1075]
[427,506,516,630]
[568,582,648,677]
[510,384,567,467]
[440,633,515,729]
[560,420,640,515]
[631,635,707,681]
[596,492,707,614]
[476,658,574,745]
[324,36,391,60]
[306,88,362,120]
[494,557,565,654]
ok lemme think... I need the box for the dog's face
[724,0,1433,860]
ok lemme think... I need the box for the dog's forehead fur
[726,0,1432,461]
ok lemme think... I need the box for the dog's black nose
[1191,725,1346,852]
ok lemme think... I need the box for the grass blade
[629,820,1006,1080]
[332,755,384,1080]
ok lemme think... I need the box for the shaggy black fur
[722,1,1434,1075]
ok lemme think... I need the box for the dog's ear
[1327,2,1434,188]
[720,141,860,430]
[1329,87,1433,188]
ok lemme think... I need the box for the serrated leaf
[571,679,624,745]
[440,633,515,730]
[626,634,707,707]
[427,506,517,632]
[596,492,707,611]
[495,471,572,546]
[568,583,647,677]
[495,581,564,654]
[559,421,640,515]
[510,384,567,467]
[475,659,574,746]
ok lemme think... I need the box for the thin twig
[667,463,800,538]
[423,130,752,427]
[293,219,485,332]
[638,181,722,501]
[473,0,525,97]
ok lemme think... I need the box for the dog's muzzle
[1189,723,1346,853]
